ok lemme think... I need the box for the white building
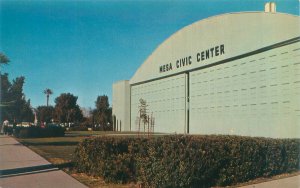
[113,3,300,138]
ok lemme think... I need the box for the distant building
[113,3,300,138]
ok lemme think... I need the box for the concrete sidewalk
[240,174,300,188]
[0,135,87,188]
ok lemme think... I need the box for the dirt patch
[66,170,139,188]
[48,157,70,164]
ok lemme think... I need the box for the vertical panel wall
[189,42,300,138]
[112,80,130,131]
[131,74,187,133]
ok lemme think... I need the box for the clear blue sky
[1,0,298,108]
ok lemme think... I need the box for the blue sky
[1,0,299,108]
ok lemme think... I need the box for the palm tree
[0,52,10,66]
[44,88,53,106]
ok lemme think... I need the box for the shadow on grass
[55,161,75,169]
[21,141,80,146]
[65,133,93,137]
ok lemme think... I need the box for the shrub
[74,135,300,187]
[75,137,146,183]
[3,126,14,135]
[13,125,65,138]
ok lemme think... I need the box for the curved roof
[130,12,300,85]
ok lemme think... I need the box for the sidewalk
[240,175,300,188]
[0,135,87,188]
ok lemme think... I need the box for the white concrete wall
[112,80,130,131]
[131,74,187,133]
[189,42,300,138]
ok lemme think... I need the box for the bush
[75,137,145,183]
[14,125,65,138]
[3,126,14,135]
[74,135,300,187]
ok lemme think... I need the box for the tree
[0,53,33,123]
[80,107,93,128]
[93,95,112,131]
[138,98,148,133]
[36,106,55,124]
[0,52,9,66]
[44,88,53,106]
[19,99,35,122]
[0,53,10,108]
[0,73,12,107]
[0,74,34,123]
[54,93,83,124]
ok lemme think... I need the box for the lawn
[17,136,84,164]
[67,130,167,137]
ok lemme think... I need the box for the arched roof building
[113,6,300,138]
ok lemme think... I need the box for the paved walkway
[240,175,300,188]
[0,135,87,188]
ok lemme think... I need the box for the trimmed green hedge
[74,135,300,187]
[13,126,65,138]
[3,126,14,135]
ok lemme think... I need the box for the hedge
[74,135,300,187]
[13,125,65,138]
[3,126,14,135]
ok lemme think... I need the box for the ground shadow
[0,162,74,178]
[21,141,79,146]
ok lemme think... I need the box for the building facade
[113,6,300,138]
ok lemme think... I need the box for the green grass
[66,130,168,137]
[66,130,120,136]
[17,136,87,164]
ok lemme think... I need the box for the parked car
[16,122,32,127]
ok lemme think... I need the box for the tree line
[0,53,112,130]
[37,94,112,130]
